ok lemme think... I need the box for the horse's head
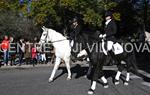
[37,26,49,51]
[39,26,49,44]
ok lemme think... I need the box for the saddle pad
[113,43,123,55]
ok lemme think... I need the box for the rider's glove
[99,34,103,38]
[103,34,106,38]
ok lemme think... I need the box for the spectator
[1,35,9,66]
[37,52,42,64]
[18,38,25,66]
[31,44,37,66]
[24,40,31,65]
[41,47,47,64]
[33,37,38,43]
[0,48,2,67]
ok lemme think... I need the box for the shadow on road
[135,52,150,82]
[53,64,89,81]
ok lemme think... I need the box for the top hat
[72,17,78,23]
[105,11,112,17]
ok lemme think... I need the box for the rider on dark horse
[69,17,82,59]
[103,11,117,65]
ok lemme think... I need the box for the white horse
[145,31,150,44]
[39,26,71,82]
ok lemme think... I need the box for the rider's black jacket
[69,24,81,41]
[104,20,117,42]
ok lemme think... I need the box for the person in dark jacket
[69,17,82,60]
[102,11,118,66]
[104,11,117,51]
[69,17,81,47]
[18,38,25,66]
[24,40,31,65]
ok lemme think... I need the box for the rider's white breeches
[107,41,114,51]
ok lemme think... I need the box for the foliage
[0,0,149,40]
[0,0,118,29]
[0,10,39,40]
[133,0,150,31]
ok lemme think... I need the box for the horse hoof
[48,78,54,83]
[114,79,119,85]
[124,81,129,86]
[66,77,71,80]
[88,89,95,95]
[115,81,119,85]
[84,75,87,78]
[103,83,109,88]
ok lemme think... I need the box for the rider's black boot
[108,50,115,65]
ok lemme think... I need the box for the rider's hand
[103,34,106,38]
[99,34,103,38]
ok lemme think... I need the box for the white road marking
[138,70,150,78]
[142,82,150,87]
[130,75,141,79]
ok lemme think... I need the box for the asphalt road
[0,62,150,95]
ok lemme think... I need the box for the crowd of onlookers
[0,35,55,67]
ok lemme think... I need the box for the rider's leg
[114,63,124,85]
[107,41,116,65]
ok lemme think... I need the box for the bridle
[40,30,49,43]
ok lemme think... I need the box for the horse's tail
[129,51,139,74]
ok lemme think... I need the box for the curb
[0,64,52,70]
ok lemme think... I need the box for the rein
[50,39,67,44]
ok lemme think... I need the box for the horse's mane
[145,31,150,33]
[81,30,100,41]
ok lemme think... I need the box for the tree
[0,0,119,39]
[0,0,40,40]
[132,0,150,31]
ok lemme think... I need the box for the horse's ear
[42,26,46,31]
[43,26,46,28]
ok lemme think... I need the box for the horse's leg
[115,63,124,85]
[86,56,93,78]
[88,64,97,95]
[88,58,108,94]
[124,72,130,86]
[101,76,108,88]
[49,57,61,82]
[124,58,132,86]
[88,81,96,95]
[64,57,71,80]
[88,76,108,94]
[86,62,92,78]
